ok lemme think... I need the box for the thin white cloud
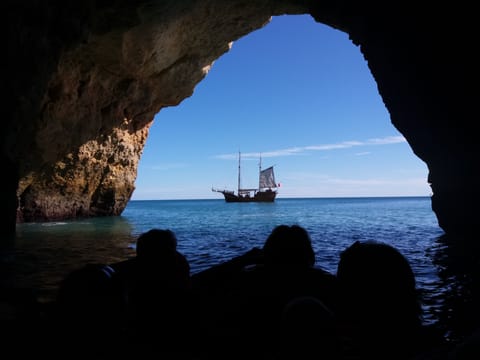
[305,140,363,151]
[366,136,406,145]
[214,135,407,160]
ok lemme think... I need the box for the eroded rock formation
[5,1,478,240]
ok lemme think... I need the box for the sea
[4,196,476,341]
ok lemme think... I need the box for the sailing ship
[212,152,279,202]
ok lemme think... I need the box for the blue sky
[131,14,430,200]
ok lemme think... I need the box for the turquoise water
[8,197,446,324]
[123,197,444,280]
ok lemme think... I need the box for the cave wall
[4,0,478,240]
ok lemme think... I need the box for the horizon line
[129,195,432,201]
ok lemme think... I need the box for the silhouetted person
[336,240,447,360]
[197,225,338,358]
[240,224,338,314]
[262,224,315,268]
[191,246,263,295]
[54,263,124,357]
[189,245,264,358]
[110,228,193,355]
[279,296,340,359]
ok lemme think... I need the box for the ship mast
[258,153,262,190]
[237,151,241,194]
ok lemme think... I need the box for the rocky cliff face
[5,1,478,239]
[8,1,300,224]
[16,125,148,221]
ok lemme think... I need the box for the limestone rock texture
[4,1,478,240]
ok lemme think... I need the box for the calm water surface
[5,197,457,330]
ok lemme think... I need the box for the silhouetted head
[336,240,422,328]
[136,228,177,261]
[134,228,190,288]
[263,225,315,268]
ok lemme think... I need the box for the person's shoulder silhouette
[337,240,421,327]
[259,225,337,302]
[54,262,124,355]
[229,225,339,352]
[56,263,119,322]
[336,240,446,359]
[112,229,192,349]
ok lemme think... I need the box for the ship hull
[222,190,277,203]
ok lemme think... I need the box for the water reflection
[431,234,480,344]
[2,216,137,303]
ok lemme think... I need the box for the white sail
[259,166,276,189]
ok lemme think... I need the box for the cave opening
[132,14,430,201]
[7,4,477,349]
[120,13,448,339]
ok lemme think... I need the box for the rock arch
[5,1,477,242]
